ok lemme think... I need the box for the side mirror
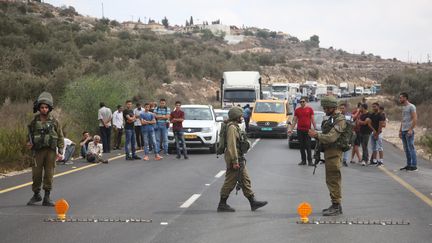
[216,116,224,122]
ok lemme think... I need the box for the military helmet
[320,95,338,108]
[228,106,243,120]
[34,92,54,113]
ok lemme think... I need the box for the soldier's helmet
[34,92,54,113]
[320,95,338,108]
[228,106,243,121]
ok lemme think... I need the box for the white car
[214,109,246,132]
[168,105,222,153]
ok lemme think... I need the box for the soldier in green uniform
[27,92,64,206]
[308,96,346,216]
[217,107,268,212]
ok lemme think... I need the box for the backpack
[217,122,250,156]
[322,114,354,152]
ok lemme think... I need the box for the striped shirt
[155,106,171,125]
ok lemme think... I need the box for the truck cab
[220,71,262,108]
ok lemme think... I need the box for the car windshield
[183,108,213,121]
[271,86,287,92]
[314,112,325,130]
[224,90,256,102]
[254,102,285,114]
[215,111,229,120]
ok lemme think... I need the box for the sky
[46,0,432,63]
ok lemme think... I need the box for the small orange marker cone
[55,199,70,221]
[297,202,312,223]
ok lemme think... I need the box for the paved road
[1,136,431,243]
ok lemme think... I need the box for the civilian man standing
[98,102,112,153]
[399,92,418,171]
[112,105,124,150]
[155,99,171,155]
[170,101,188,159]
[357,104,373,166]
[123,100,141,160]
[134,103,144,150]
[369,102,385,166]
[288,97,316,166]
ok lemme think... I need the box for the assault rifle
[313,141,325,175]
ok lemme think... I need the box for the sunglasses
[300,101,306,103]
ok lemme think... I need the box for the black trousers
[114,127,123,149]
[135,126,144,148]
[244,117,250,132]
[298,130,312,163]
[99,126,111,153]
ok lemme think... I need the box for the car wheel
[209,143,217,153]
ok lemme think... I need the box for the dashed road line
[214,170,226,178]
[251,138,261,149]
[180,194,201,208]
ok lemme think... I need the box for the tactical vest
[321,113,351,152]
[217,122,250,156]
[30,118,59,150]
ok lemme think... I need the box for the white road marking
[215,170,226,178]
[251,138,261,149]
[205,184,210,186]
[180,194,201,208]
[160,222,168,225]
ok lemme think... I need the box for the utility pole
[101,2,104,19]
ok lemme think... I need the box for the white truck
[270,83,290,101]
[355,86,364,96]
[220,71,262,108]
[315,84,327,99]
[339,82,355,97]
[326,85,341,97]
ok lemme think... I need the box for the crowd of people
[289,93,418,171]
[73,98,189,164]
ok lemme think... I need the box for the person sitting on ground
[86,135,108,163]
[79,131,92,158]
[57,137,75,165]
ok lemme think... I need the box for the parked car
[168,105,222,153]
[288,110,325,149]
[214,109,246,132]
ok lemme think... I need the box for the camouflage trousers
[32,148,56,193]
[324,147,343,203]
[220,165,254,198]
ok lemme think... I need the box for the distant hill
[1,1,431,106]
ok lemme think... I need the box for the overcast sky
[46,0,432,63]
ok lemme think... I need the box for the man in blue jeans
[170,101,188,159]
[155,99,171,155]
[399,92,418,171]
[123,100,141,160]
[140,103,162,161]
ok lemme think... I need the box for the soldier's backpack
[322,114,354,152]
[217,122,250,156]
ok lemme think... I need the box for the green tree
[162,16,169,28]
[309,35,320,47]
[190,16,194,25]
[256,29,270,39]
[137,52,169,81]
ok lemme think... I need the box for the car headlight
[250,120,257,126]
[202,127,213,133]
[278,121,287,127]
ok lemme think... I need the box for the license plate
[184,134,197,139]
[261,127,273,131]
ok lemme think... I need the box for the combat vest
[217,122,250,156]
[29,115,59,151]
[321,113,353,152]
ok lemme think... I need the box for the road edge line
[378,166,432,207]
[0,154,125,195]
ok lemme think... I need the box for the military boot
[217,196,235,212]
[247,196,268,211]
[322,203,342,216]
[27,192,42,206]
[42,190,55,207]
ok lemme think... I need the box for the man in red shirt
[288,97,316,166]
[170,101,188,159]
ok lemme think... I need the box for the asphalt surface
[1,104,432,243]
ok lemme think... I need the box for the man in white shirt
[133,103,144,150]
[57,138,75,165]
[98,102,112,153]
[86,135,108,163]
[112,105,124,150]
